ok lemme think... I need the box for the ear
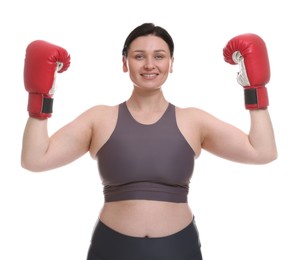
[122,56,128,72]
[169,56,174,73]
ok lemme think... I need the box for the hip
[87,217,202,260]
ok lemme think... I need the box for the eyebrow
[132,49,167,53]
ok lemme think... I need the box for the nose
[144,57,155,70]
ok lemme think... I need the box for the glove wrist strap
[27,93,53,118]
[244,86,269,110]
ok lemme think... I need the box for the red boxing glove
[24,40,70,118]
[223,34,270,110]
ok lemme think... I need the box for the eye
[135,54,144,60]
[155,55,164,60]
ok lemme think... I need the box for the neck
[127,89,168,112]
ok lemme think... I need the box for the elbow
[266,147,278,163]
[272,149,278,162]
[21,156,45,173]
[269,150,278,163]
[256,149,278,165]
[21,161,40,173]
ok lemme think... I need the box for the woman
[21,23,277,260]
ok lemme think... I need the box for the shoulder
[174,104,222,136]
[86,103,119,114]
[82,104,121,158]
[172,105,214,157]
[69,104,119,132]
[174,104,213,122]
[78,104,119,121]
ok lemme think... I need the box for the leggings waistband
[87,218,202,260]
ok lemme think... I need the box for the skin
[21,35,277,238]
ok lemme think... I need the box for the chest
[97,103,195,186]
[97,125,195,186]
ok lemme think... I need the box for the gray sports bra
[96,102,195,203]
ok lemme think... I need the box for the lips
[141,73,158,79]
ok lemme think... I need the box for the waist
[99,200,193,238]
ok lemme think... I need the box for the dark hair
[122,23,174,57]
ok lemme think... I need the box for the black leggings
[86,218,203,260]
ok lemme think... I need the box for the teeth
[143,74,156,78]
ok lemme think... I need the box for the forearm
[21,118,50,171]
[248,109,277,163]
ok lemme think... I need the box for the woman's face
[122,35,174,91]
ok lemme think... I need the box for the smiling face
[122,35,174,92]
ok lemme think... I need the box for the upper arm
[21,104,118,172]
[43,108,94,169]
[200,111,256,164]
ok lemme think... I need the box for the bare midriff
[99,200,193,238]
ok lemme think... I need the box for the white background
[1,0,297,259]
